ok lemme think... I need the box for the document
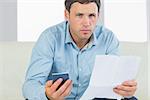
[81,55,141,100]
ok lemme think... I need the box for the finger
[122,80,137,86]
[45,80,53,88]
[113,88,134,97]
[54,80,72,97]
[60,80,72,97]
[115,85,137,92]
[50,78,63,93]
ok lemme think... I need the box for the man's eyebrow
[76,13,84,16]
[76,12,96,15]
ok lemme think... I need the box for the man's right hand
[45,78,72,100]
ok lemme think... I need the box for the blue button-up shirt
[22,21,119,100]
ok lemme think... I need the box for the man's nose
[82,16,90,27]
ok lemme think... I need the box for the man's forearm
[22,80,48,100]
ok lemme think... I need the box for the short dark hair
[65,0,101,13]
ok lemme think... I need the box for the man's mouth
[80,29,91,32]
[80,30,91,35]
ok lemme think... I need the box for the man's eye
[89,14,96,17]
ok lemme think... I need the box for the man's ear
[64,9,69,21]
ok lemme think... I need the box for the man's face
[65,2,99,41]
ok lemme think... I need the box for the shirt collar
[92,29,98,46]
[65,21,74,44]
[65,21,97,46]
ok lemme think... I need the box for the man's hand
[45,78,72,100]
[113,80,137,97]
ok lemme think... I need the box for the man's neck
[75,39,90,49]
[71,33,92,49]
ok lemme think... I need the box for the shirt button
[79,68,81,71]
[79,84,81,87]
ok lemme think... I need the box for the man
[22,0,137,100]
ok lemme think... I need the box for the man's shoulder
[40,21,66,39]
[43,21,66,34]
[95,25,115,38]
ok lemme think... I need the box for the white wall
[148,42,150,99]
[147,0,150,98]
[0,42,149,100]
[0,0,17,41]
[104,0,147,42]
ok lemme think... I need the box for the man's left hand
[113,80,137,97]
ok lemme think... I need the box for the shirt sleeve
[22,30,55,100]
[123,96,138,100]
[105,31,120,55]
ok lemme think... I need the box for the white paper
[81,55,141,100]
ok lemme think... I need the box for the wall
[0,0,103,42]
[147,0,150,98]
[148,42,150,99]
[0,0,17,41]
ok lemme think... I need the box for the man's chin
[81,35,92,40]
